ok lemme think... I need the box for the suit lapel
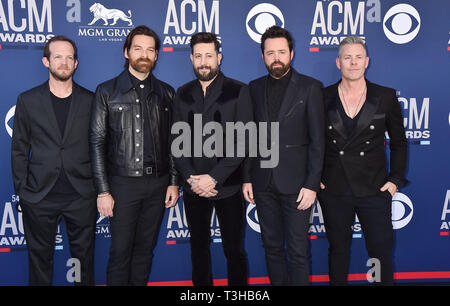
[41,81,62,142]
[62,83,81,143]
[277,69,305,123]
[347,81,380,143]
[326,84,348,140]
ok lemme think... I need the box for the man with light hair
[318,36,408,285]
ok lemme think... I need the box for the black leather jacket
[89,70,178,194]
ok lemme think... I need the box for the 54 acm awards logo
[162,0,220,52]
[0,196,64,252]
[309,1,421,52]
[0,0,54,47]
[164,193,222,245]
[439,190,450,237]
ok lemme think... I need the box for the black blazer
[172,72,253,199]
[321,80,408,197]
[11,81,96,203]
[244,68,325,194]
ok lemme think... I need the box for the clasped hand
[188,174,218,198]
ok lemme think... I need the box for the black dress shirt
[266,68,292,122]
[129,72,155,164]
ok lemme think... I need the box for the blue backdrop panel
[0,0,449,285]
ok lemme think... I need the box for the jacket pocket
[109,103,132,131]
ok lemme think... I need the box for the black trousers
[183,190,248,286]
[254,185,312,286]
[21,196,96,286]
[106,174,167,286]
[318,190,394,285]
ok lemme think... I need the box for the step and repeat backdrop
[0,0,449,285]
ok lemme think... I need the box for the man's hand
[189,174,217,197]
[380,181,398,197]
[242,183,255,204]
[296,188,317,210]
[97,193,114,217]
[165,185,180,208]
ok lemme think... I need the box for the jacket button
[328,125,333,130]
[136,129,140,133]
[339,150,344,155]
[370,125,375,130]
[136,143,140,147]
[332,139,337,144]
[136,171,139,175]
[136,99,139,103]
[360,152,365,156]
[118,107,123,111]
[136,158,140,162]
[366,141,370,144]
[136,114,140,118]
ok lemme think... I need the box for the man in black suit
[242,26,325,285]
[90,26,179,286]
[318,36,408,285]
[11,36,96,285]
[172,32,252,286]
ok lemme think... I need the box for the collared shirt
[128,71,154,164]
[266,68,293,122]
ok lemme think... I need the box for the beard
[266,60,291,79]
[129,57,155,74]
[193,65,219,82]
[49,65,75,82]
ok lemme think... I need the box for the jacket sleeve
[171,90,196,182]
[303,81,325,192]
[166,87,179,186]
[209,85,254,186]
[11,94,30,195]
[386,89,408,188]
[89,85,110,194]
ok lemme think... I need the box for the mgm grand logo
[78,3,133,42]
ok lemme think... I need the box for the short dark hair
[123,25,161,68]
[43,35,78,60]
[190,32,221,54]
[260,26,294,54]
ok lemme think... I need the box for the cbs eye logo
[383,4,420,44]
[246,3,284,43]
[391,192,414,230]
[5,105,15,137]
[246,203,261,233]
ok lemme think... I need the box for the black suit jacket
[321,80,408,197]
[11,81,96,203]
[172,72,253,199]
[244,68,325,194]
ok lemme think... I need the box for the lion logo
[88,3,133,26]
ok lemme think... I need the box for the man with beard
[242,26,325,285]
[11,36,97,285]
[172,32,252,286]
[90,26,179,285]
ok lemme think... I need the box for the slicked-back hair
[190,32,221,54]
[338,36,367,57]
[260,26,294,54]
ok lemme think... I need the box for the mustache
[196,65,211,70]
[270,61,285,68]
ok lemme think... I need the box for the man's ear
[42,57,50,68]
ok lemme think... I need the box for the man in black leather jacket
[89,25,179,286]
